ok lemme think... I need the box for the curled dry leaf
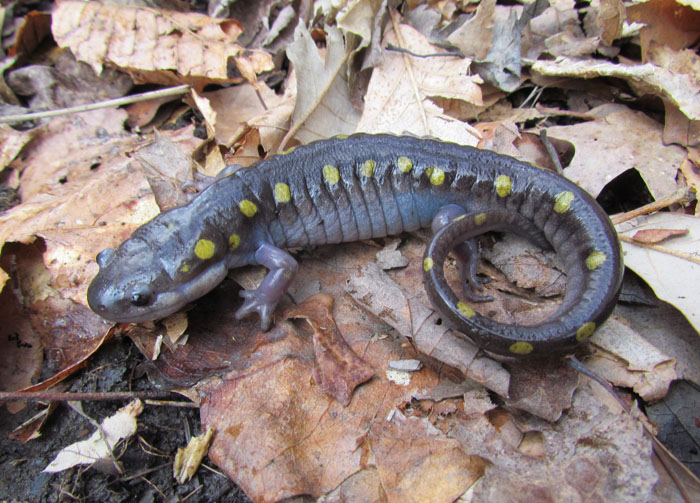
[532,56,700,122]
[44,399,143,473]
[51,1,273,86]
[173,427,214,484]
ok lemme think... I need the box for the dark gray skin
[87,134,623,357]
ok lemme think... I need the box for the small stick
[0,85,190,124]
[0,389,188,402]
[611,187,696,225]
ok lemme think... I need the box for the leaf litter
[1,0,700,501]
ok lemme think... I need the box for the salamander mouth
[90,261,228,323]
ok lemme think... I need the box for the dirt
[0,337,252,503]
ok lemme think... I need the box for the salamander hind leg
[431,205,493,302]
[235,243,298,331]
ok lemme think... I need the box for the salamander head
[87,213,230,323]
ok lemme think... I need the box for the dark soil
[0,336,252,503]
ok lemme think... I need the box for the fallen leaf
[173,427,214,484]
[546,105,685,197]
[617,212,700,334]
[44,399,143,473]
[285,24,360,145]
[632,227,688,244]
[51,2,273,86]
[357,23,482,145]
[627,0,700,60]
[284,293,375,406]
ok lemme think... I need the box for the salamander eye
[130,287,152,307]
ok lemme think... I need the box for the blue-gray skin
[87,134,623,357]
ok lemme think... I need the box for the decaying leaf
[44,399,143,473]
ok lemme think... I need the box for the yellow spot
[336,134,349,139]
[397,156,413,173]
[323,164,340,185]
[554,191,575,213]
[475,213,487,225]
[423,257,434,271]
[576,322,596,341]
[586,251,606,270]
[279,146,296,155]
[274,183,291,203]
[195,239,215,260]
[167,223,175,230]
[453,214,467,222]
[457,302,475,318]
[426,166,445,185]
[239,199,257,217]
[361,159,376,178]
[181,264,189,273]
[509,341,534,355]
[229,233,240,251]
[495,175,512,197]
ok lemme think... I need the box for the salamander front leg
[432,205,493,303]
[235,243,298,331]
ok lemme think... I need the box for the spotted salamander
[87,134,623,357]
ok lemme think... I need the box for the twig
[0,85,190,124]
[611,186,696,225]
[0,389,189,403]
[618,234,700,265]
[385,43,464,59]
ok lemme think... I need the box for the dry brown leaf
[627,0,700,60]
[199,82,284,148]
[632,227,689,244]
[369,413,487,501]
[357,23,482,145]
[0,124,34,172]
[284,293,374,406]
[51,2,273,86]
[345,262,511,399]
[586,317,676,401]
[285,24,360,146]
[546,106,684,198]
[133,130,197,211]
[596,0,625,45]
[445,0,495,60]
